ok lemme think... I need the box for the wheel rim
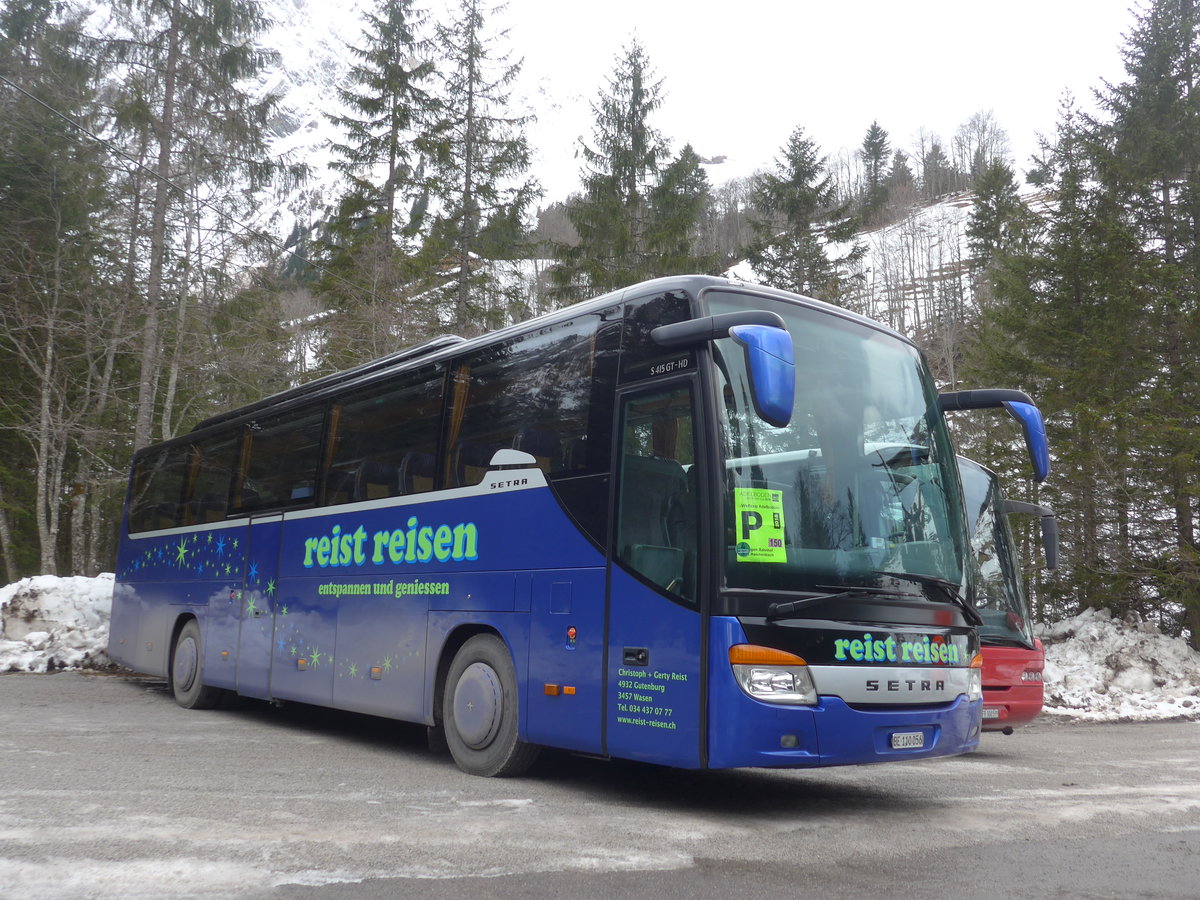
[452,661,502,750]
[173,635,198,693]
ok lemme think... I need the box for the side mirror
[729,324,795,428]
[1004,499,1059,571]
[652,311,795,428]
[1002,401,1051,485]
[939,389,1051,483]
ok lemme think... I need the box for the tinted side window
[186,433,240,524]
[619,290,694,384]
[326,365,445,504]
[235,407,325,514]
[446,314,611,487]
[128,444,191,533]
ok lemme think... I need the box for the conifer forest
[1,0,1197,646]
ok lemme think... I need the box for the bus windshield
[706,290,967,596]
[959,458,1038,649]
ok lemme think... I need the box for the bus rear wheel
[443,634,540,777]
[170,619,225,710]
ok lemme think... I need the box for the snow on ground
[2,575,1199,724]
[1037,607,1200,722]
[0,574,114,673]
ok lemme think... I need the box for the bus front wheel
[443,634,540,777]
[170,619,224,710]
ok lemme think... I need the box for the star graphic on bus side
[266,578,276,597]
[174,538,189,567]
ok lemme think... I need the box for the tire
[169,619,225,710]
[443,634,540,777]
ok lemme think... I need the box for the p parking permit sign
[734,487,787,563]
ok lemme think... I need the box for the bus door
[235,513,282,699]
[605,382,705,767]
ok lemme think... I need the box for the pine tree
[919,138,958,200]
[328,0,437,246]
[884,149,917,210]
[744,125,863,301]
[964,159,1041,379]
[426,0,539,335]
[1092,0,1200,643]
[550,39,669,301]
[645,143,720,275]
[967,160,1038,263]
[859,120,890,225]
[316,0,441,369]
[963,97,1149,624]
[0,0,120,574]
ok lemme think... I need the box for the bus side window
[513,428,562,472]
[187,433,240,523]
[328,365,445,503]
[236,407,325,513]
[615,385,699,602]
[446,315,607,487]
[128,444,192,533]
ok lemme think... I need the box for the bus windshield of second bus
[961,459,1042,649]
[960,457,1057,732]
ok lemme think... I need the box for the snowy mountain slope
[249,0,370,238]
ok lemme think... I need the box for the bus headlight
[730,644,817,705]
[968,653,984,702]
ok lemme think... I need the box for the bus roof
[173,274,910,451]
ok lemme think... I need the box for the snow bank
[0,574,115,673]
[1037,606,1200,722]
[2,576,1199,724]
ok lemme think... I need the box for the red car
[959,458,1057,734]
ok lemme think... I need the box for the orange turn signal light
[729,644,807,666]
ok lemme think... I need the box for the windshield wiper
[766,586,909,621]
[766,593,849,620]
[873,570,984,627]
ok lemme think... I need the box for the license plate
[982,707,1001,719]
[891,731,925,750]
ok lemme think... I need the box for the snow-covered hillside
[249,0,368,238]
[3,575,1199,725]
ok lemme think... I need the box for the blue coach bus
[108,275,1048,776]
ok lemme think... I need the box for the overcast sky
[492,0,1142,201]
